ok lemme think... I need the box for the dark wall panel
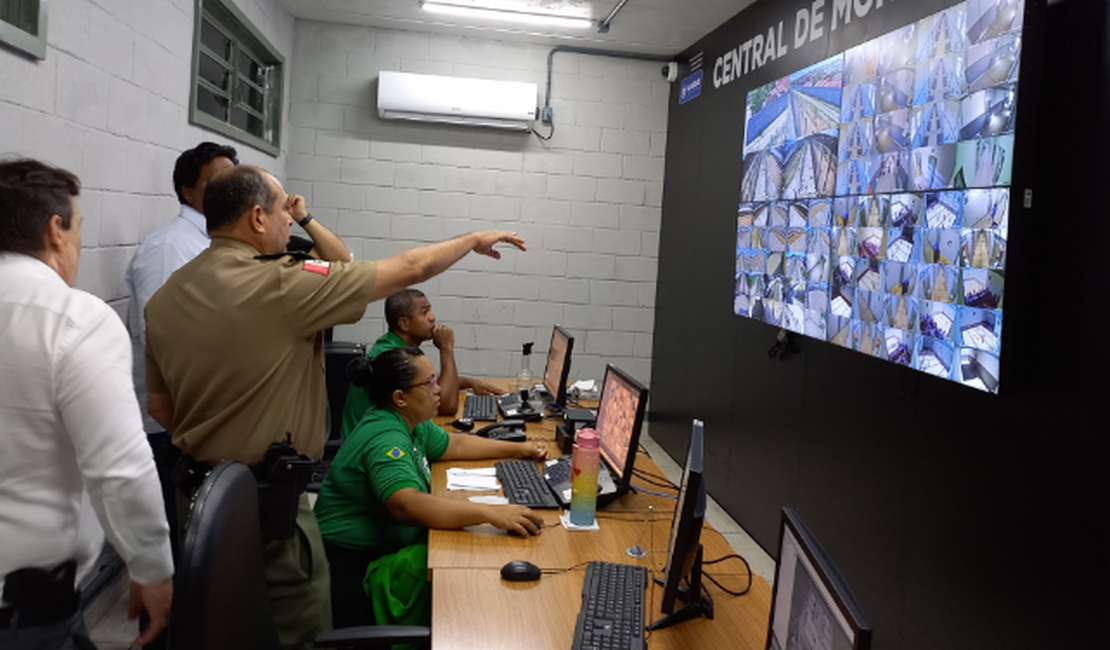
[650,0,1110,648]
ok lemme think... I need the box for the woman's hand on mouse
[487,504,543,537]
[516,441,549,460]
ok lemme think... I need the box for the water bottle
[569,428,600,526]
[515,342,534,394]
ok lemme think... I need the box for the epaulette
[255,251,314,261]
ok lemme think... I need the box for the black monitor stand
[647,544,715,631]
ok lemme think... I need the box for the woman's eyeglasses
[406,372,437,391]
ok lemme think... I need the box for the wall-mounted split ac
[377,71,537,131]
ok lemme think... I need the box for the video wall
[735,0,1022,393]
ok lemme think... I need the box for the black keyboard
[494,460,560,509]
[572,562,647,650]
[545,455,572,484]
[463,394,498,421]
[486,427,526,443]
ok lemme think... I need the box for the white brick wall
[287,23,667,386]
[0,0,295,316]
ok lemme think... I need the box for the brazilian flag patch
[386,447,406,459]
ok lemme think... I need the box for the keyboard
[494,460,560,509]
[462,394,498,421]
[572,562,647,650]
[486,427,526,443]
[545,455,572,484]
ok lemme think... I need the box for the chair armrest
[315,625,431,649]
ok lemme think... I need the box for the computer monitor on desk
[649,418,712,631]
[594,364,648,504]
[765,509,872,650]
[543,364,647,506]
[541,325,575,408]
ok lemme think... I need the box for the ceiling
[278,0,755,56]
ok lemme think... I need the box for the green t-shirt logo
[387,447,406,459]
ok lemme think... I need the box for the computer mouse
[451,417,474,432]
[500,560,542,582]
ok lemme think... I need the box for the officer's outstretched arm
[371,231,526,301]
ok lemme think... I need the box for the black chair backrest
[168,461,280,650]
[325,341,366,444]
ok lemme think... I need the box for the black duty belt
[2,561,80,629]
[173,437,314,542]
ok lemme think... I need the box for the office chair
[169,461,430,650]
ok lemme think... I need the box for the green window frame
[0,0,48,60]
[190,0,283,157]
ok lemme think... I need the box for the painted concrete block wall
[288,22,668,385]
[0,0,294,316]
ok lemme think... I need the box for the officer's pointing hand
[473,231,526,260]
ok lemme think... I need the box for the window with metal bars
[190,0,283,156]
[0,0,47,60]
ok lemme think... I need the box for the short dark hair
[385,289,427,331]
[347,347,425,409]
[173,142,239,204]
[0,158,81,256]
[203,166,275,233]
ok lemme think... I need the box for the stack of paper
[446,467,500,491]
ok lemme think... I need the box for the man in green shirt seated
[341,289,498,436]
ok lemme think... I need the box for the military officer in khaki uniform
[144,165,525,649]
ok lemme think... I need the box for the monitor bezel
[596,363,649,498]
[765,508,873,650]
[659,419,707,615]
[542,324,575,407]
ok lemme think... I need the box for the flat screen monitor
[766,508,872,650]
[735,0,1027,394]
[542,325,575,407]
[649,418,713,631]
[594,364,648,494]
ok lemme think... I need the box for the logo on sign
[679,70,703,105]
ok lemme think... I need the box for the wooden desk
[430,567,772,650]
[427,388,772,648]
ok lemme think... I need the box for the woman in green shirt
[315,346,546,627]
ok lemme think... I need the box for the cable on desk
[632,467,677,490]
[594,511,663,521]
[702,553,754,597]
[629,485,677,500]
[540,560,592,577]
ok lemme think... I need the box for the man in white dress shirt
[125,141,239,435]
[0,159,174,648]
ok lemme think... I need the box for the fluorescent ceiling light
[421,1,594,29]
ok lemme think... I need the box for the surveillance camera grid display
[736,0,1022,394]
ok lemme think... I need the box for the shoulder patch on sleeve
[302,259,330,276]
[386,447,406,459]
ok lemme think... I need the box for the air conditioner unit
[377,71,537,131]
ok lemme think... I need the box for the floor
[86,429,776,645]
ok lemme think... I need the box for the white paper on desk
[446,467,501,491]
[468,495,509,505]
[571,379,597,392]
